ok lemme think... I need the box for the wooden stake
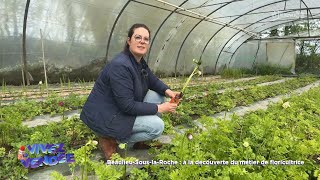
[40,29,48,95]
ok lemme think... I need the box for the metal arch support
[156,0,257,36]
[146,0,189,63]
[185,0,246,11]
[200,8,319,67]
[307,7,310,36]
[251,38,262,71]
[227,14,320,64]
[300,0,313,36]
[227,17,319,66]
[105,0,132,62]
[198,0,286,73]
[198,1,288,64]
[211,0,287,74]
[257,17,320,37]
[234,15,320,26]
[174,2,232,77]
[223,9,299,66]
[300,0,313,17]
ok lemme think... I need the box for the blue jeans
[120,90,165,147]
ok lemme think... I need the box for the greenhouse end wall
[231,40,295,73]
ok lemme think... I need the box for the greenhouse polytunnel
[0,0,320,179]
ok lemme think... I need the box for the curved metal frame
[103,0,315,72]
[147,0,189,63]
[219,9,299,66]
[230,16,320,62]
[256,16,320,37]
[174,1,233,76]
[226,13,319,67]
[105,0,132,61]
[204,0,287,74]
[301,0,313,17]
[232,20,312,68]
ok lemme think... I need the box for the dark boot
[133,142,151,150]
[98,136,117,160]
[133,141,163,150]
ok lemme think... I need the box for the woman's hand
[165,89,180,99]
[157,102,178,113]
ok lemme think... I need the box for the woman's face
[127,27,150,58]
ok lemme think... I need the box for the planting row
[164,77,317,128]
[0,115,94,179]
[0,76,282,122]
[183,75,282,93]
[0,76,315,142]
[0,75,272,102]
[0,76,318,179]
[0,76,315,145]
[0,93,87,122]
[144,84,320,179]
[0,79,92,98]
[50,78,320,179]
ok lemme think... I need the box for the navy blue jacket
[80,51,169,141]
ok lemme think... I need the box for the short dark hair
[124,23,151,52]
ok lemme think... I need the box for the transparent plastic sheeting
[231,40,295,72]
[0,0,318,74]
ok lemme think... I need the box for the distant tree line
[268,22,320,74]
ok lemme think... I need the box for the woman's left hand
[165,89,180,99]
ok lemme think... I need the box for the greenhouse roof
[1,0,319,75]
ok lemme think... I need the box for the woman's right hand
[157,102,178,113]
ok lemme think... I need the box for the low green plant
[71,140,97,180]
[68,78,71,91]
[60,77,64,94]
[220,68,249,79]
[167,77,317,126]
[129,168,149,180]
[254,64,291,75]
[61,116,93,148]
[0,149,28,179]
[0,78,5,106]
[50,140,138,180]
[146,85,320,179]
[50,171,66,180]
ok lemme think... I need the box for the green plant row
[47,78,320,180]
[172,75,282,93]
[0,78,92,99]
[0,86,91,99]
[219,64,292,79]
[183,75,283,98]
[164,77,317,127]
[144,83,320,179]
[0,76,317,179]
[0,93,87,122]
[0,116,94,179]
[0,76,281,124]
[0,93,87,152]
